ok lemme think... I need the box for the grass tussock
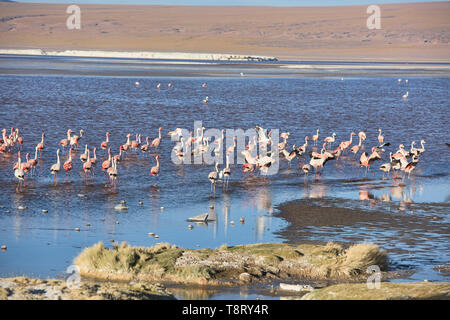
[341,243,388,276]
[74,241,389,285]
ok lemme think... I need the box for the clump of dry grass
[74,242,184,281]
[73,241,389,284]
[341,243,388,276]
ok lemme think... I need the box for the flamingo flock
[1,121,427,195]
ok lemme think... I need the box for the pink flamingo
[312,129,319,146]
[64,148,73,182]
[59,129,72,153]
[102,148,111,172]
[50,149,61,185]
[150,155,160,186]
[36,133,45,157]
[150,127,162,152]
[101,132,110,153]
[14,151,25,191]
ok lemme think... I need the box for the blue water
[0,56,449,299]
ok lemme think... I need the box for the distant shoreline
[0,49,278,62]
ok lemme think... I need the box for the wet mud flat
[274,197,450,280]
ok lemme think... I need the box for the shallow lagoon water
[0,56,449,299]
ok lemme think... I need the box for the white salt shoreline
[0,49,278,62]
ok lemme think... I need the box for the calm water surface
[0,56,449,299]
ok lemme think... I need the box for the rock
[188,225,194,229]
[42,209,48,213]
[115,221,119,224]
[77,194,85,197]
[114,203,128,211]
[230,221,235,225]
[75,228,80,232]
[239,272,253,284]
[1,245,6,251]
[100,218,105,222]
[138,201,143,206]
[240,217,245,223]
[154,235,159,239]
[86,223,91,227]
[18,206,27,210]
[148,232,155,236]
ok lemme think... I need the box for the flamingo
[90,147,97,169]
[350,132,366,157]
[203,96,209,104]
[312,129,319,146]
[359,147,381,176]
[121,133,132,153]
[378,129,384,144]
[80,145,88,163]
[70,130,84,150]
[112,146,123,163]
[83,149,93,180]
[226,137,237,155]
[14,151,25,191]
[27,146,38,176]
[102,148,112,172]
[141,136,150,154]
[340,132,356,154]
[402,155,419,179]
[208,162,220,197]
[131,134,141,152]
[50,149,61,185]
[150,155,160,186]
[223,154,231,190]
[59,129,72,153]
[202,83,207,88]
[324,133,336,147]
[101,132,110,152]
[108,158,118,188]
[36,133,45,157]
[379,152,392,179]
[168,83,172,88]
[281,145,297,167]
[150,127,162,152]
[403,92,409,99]
[64,148,73,182]
[157,83,161,89]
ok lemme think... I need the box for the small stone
[115,221,119,224]
[1,245,6,251]
[188,225,194,229]
[75,228,80,232]
[209,205,214,209]
[18,206,27,210]
[100,218,105,222]
[5,210,10,213]
[86,223,91,227]
[148,232,155,236]
[138,201,143,206]
[239,272,253,283]
[77,194,85,197]
[240,217,245,223]
[154,235,159,239]
[230,221,235,225]
[160,206,164,211]
[42,209,48,213]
